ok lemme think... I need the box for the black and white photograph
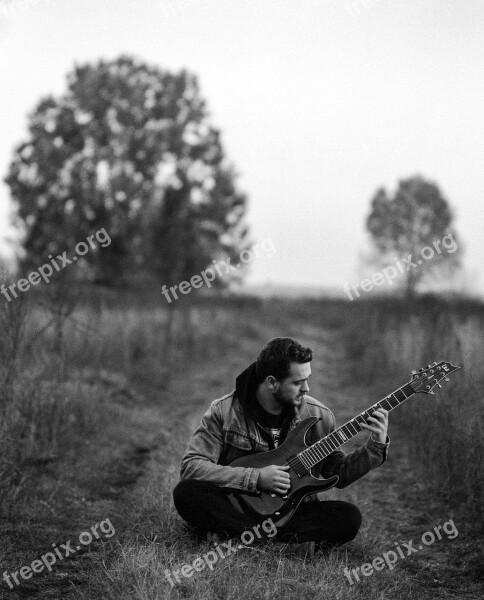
[0,1,483,598]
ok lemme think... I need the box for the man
[173,337,389,555]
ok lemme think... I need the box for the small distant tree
[5,56,249,286]
[366,175,461,297]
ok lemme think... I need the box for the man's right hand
[257,464,291,494]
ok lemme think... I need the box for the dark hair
[255,338,313,383]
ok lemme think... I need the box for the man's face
[273,362,311,409]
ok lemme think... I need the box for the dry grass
[0,288,483,599]
[341,296,484,527]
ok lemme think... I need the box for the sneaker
[281,540,316,559]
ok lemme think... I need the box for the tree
[5,56,249,286]
[366,175,461,297]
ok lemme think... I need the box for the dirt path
[164,323,481,598]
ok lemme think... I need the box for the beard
[273,388,303,408]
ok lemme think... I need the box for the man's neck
[255,385,283,415]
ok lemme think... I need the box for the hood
[234,361,259,414]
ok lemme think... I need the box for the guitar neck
[298,382,415,470]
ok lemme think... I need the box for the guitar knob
[282,495,288,499]
[270,493,276,498]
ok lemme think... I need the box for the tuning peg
[411,370,417,374]
[433,362,437,365]
[426,365,431,369]
[437,383,442,388]
[429,391,435,395]
[444,378,450,382]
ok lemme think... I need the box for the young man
[173,337,389,554]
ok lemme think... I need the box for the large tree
[5,56,249,285]
[366,175,461,297]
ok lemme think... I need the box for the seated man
[173,337,389,555]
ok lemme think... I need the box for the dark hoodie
[235,362,293,451]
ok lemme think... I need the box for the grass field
[1,289,483,599]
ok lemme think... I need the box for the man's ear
[266,376,279,391]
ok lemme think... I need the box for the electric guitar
[227,361,460,527]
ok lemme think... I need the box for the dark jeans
[173,479,362,549]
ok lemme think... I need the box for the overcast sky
[1,0,483,295]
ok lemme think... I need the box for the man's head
[255,338,313,410]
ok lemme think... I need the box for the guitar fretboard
[297,382,415,470]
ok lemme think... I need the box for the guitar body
[227,417,339,527]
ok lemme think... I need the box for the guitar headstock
[410,361,460,394]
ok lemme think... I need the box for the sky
[0,0,483,295]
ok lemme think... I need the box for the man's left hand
[361,408,388,443]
